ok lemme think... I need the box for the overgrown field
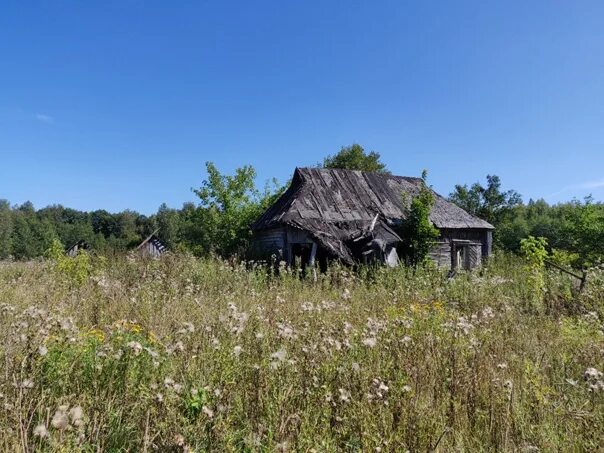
[1,254,603,452]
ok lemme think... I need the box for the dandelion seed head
[33,424,48,438]
[51,408,69,430]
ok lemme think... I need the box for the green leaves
[190,162,284,257]
[397,182,440,266]
[321,144,388,173]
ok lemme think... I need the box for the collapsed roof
[252,167,493,263]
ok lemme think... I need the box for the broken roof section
[252,167,493,263]
[135,229,168,256]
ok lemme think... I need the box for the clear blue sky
[1,1,603,214]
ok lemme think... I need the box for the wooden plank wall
[429,241,452,268]
[249,228,286,260]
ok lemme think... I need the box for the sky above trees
[1,1,603,213]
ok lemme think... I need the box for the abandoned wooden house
[135,230,168,257]
[66,240,90,257]
[250,168,494,270]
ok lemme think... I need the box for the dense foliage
[450,176,604,268]
[0,254,602,451]
[1,146,603,268]
[397,177,440,265]
[0,163,283,260]
[321,144,388,173]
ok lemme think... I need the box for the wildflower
[481,306,495,320]
[51,407,69,430]
[584,367,603,382]
[301,302,314,312]
[455,317,474,335]
[402,385,412,393]
[164,377,175,388]
[338,388,351,403]
[497,363,508,370]
[179,322,195,335]
[277,322,296,340]
[233,345,243,356]
[401,335,412,346]
[503,379,513,398]
[167,340,185,354]
[33,424,48,438]
[155,393,164,403]
[69,406,84,426]
[127,341,143,356]
[362,337,377,348]
[211,337,220,349]
[38,345,48,357]
[174,434,186,447]
[351,362,360,372]
[271,348,287,363]
[20,378,34,389]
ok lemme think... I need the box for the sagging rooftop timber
[250,167,494,271]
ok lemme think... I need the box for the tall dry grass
[0,253,603,451]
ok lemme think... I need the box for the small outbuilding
[66,240,90,257]
[135,230,168,258]
[250,167,494,270]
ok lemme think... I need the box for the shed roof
[254,167,494,230]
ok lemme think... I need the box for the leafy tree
[0,200,13,258]
[192,162,283,257]
[155,203,181,250]
[520,236,548,304]
[397,176,440,266]
[449,175,522,225]
[559,197,604,267]
[321,144,388,173]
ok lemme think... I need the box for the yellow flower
[86,329,105,342]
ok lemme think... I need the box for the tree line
[1,144,603,268]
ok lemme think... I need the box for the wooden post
[308,242,317,266]
[309,242,318,282]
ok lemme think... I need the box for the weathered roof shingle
[252,167,493,262]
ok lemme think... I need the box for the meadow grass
[0,253,603,452]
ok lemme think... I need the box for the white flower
[127,341,143,356]
[38,345,48,356]
[584,367,603,382]
[271,348,287,363]
[181,322,195,334]
[402,385,412,393]
[33,424,48,438]
[20,379,34,389]
[69,406,84,426]
[51,408,69,430]
[277,322,296,340]
[233,345,243,356]
[362,337,377,348]
[338,388,351,403]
